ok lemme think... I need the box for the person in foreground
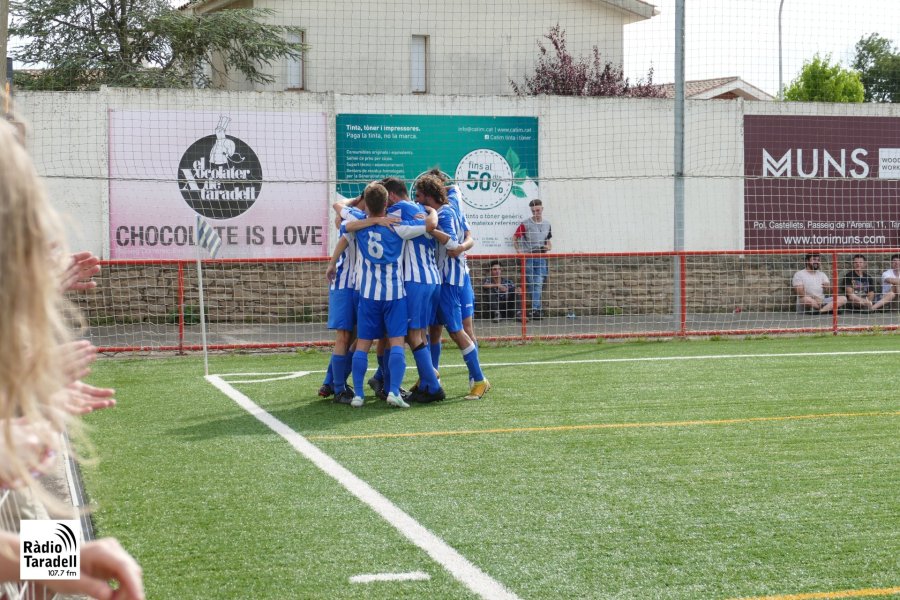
[0,117,144,599]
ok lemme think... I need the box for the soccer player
[319,205,359,404]
[429,169,478,345]
[381,177,445,403]
[344,182,430,408]
[415,175,490,400]
[322,209,359,404]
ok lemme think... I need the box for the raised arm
[326,236,350,283]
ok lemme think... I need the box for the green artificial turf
[80,336,900,599]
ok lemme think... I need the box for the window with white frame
[285,31,305,90]
[411,35,427,93]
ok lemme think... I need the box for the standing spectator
[792,252,846,314]
[480,261,519,322]
[513,199,552,319]
[873,254,900,310]
[841,254,877,311]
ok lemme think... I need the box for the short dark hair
[529,199,542,208]
[363,182,388,216]
[380,177,408,198]
[489,260,501,269]
[890,254,900,261]
[805,252,820,261]
[852,254,866,261]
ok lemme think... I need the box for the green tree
[10,0,306,90]
[783,54,864,103]
[852,33,900,102]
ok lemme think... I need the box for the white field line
[205,375,521,600]
[226,371,312,384]
[350,571,431,584]
[216,348,900,383]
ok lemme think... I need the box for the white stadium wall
[14,88,900,258]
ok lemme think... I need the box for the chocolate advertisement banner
[109,110,329,259]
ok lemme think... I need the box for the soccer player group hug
[318,173,489,408]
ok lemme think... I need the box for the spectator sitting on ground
[841,254,877,311]
[792,252,846,314]
[873,254,900,310]
[479,261,519,322]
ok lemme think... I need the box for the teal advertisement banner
[336,114,539,252]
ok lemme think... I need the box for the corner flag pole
[196,244,210,377]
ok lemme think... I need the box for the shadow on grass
[167,387,472,442]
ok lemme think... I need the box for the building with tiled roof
[656,77,775,101]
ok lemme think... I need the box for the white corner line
[225,371,312,384]
[205,375,520,600]
[350,571,431,584]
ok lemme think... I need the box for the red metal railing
[83,248,900,353]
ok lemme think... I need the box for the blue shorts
[436,284,464,334]
[357,296,409,341]
[327,287,359,331]
[461,272,475,320]
[405,282,439,330]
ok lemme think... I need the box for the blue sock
[387,346,406,395]
[381,354,392,390]
[322,363,334,387]
[339,354,353,389]
[351,350,368,398]
[412,345,440,393]
[374,354,385,383]
[461,343,484,382]
[329,354,346,393]
[430,342,442,371]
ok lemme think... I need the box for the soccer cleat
[399,387,412,402]
[350,396,365,408]
[367,377,384,396]
[410,369,440,394]
[464,379,491,400]
[386,392,410,409]
[332,389,355,405]
[317,383,334,398]
[409,387,446,404]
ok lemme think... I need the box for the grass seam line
[307,411,900,441]
[205,375,521,600]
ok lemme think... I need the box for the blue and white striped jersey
[446,186,471,276]
[447,185,471,237]
[435,204,467,287]
[388,200,441,285]
[341,205,427,300]
[329,229,358,292]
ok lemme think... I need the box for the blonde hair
[0,118,75,492]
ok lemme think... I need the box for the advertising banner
[744,115,900,249]
[109,110,329,259]
[336,114,539,252]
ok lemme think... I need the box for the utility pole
[1,0,9,96]
[778,0,785,99]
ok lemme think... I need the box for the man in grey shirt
[513,199,552,319]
